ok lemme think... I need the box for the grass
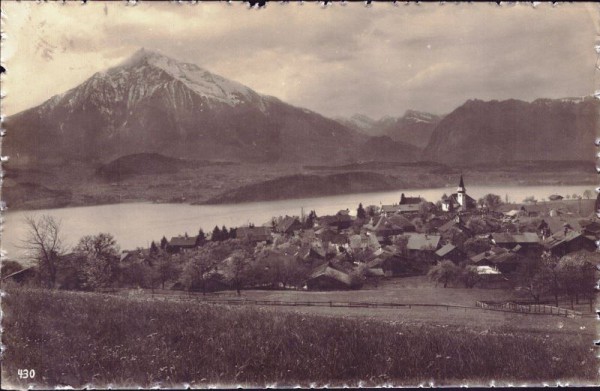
[2,287,597,388]
[118,276,597,334]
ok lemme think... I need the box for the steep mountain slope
[423,98,598,165]
[3,49,364,166]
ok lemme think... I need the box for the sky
[1,2,599,119]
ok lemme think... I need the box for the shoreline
[3,180,596,213]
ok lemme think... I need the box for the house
[441,175,477,212]
[371,214,415,242]
[381,203,421,216]
[399,193,423,205]
[543,230,597,257]
[276,216,302,235]
[380,204,401,216]
[470,247,519,274]
[406,233,442,252]
[437,215,472,237]
[396,204,422,215]
[579,219,600,238]
[167,234,200,253]
[306,262,352,290]
[435,243,467,263]
[236,226,273,244]
[318,214,353,230]
[491,232,540,249]
[315,227,347,245]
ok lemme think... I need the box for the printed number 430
[18,369,35,379]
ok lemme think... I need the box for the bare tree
[20,215,65,288]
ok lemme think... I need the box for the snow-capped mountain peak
[108,48,256,106]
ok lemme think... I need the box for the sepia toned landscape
[1,2,599,389]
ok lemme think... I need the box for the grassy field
[2,287,597,388]
[122,276,597,334]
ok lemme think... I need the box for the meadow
[1,287,597,389]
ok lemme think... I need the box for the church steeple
[457,175,466,193]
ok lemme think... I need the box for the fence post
[329,301,332,307]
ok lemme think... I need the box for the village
[7,175,596,313]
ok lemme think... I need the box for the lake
[1,184,595,261]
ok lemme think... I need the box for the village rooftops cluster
[51,176,596,292]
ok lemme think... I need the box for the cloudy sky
[1,2,598,119]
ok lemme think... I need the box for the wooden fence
[107,289,583,318]
[475,301,582,318]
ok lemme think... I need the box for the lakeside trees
[21,215,65,288]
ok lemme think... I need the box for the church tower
[456,175,467,211]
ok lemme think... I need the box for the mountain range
[335,110,443,149]
[2,49,597,169]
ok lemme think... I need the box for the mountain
[378,110,443,148]
[335,110,442,148]
[3,49,368,166]
[423,98,598,165]
[334,114,382,136]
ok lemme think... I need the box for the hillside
[423,98,598,165]
[203,172,402,204]
[95,153,236,181]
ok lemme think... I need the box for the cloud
[1,2,597,119]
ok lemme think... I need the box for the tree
[150,241,159,255]
[478,194,502,210]
[222,226,229,240]
[523,196,537,204]
[357,203,366,220]
[152,249,178,290]
[75,233,120,290]
[459,264,480,289]
[411,217,424,232]
[565,194,571,200]
[182,245,221,295]
[197,229,206,245]
[1,260,24,277]
[20,215,65,288]
[556,252,597,309]
[419,202,437,218]
[229,248,253,296]
[229,227,237,239]
[582,190,593,199]
[160,236,169,250]
[366,205,377,217]
[212,226,222,242]
[304,210,317,229]
[428,260,460,288]
[443,226,469,250]
[463,237,491,256]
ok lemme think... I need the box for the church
[441,175,477,212]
